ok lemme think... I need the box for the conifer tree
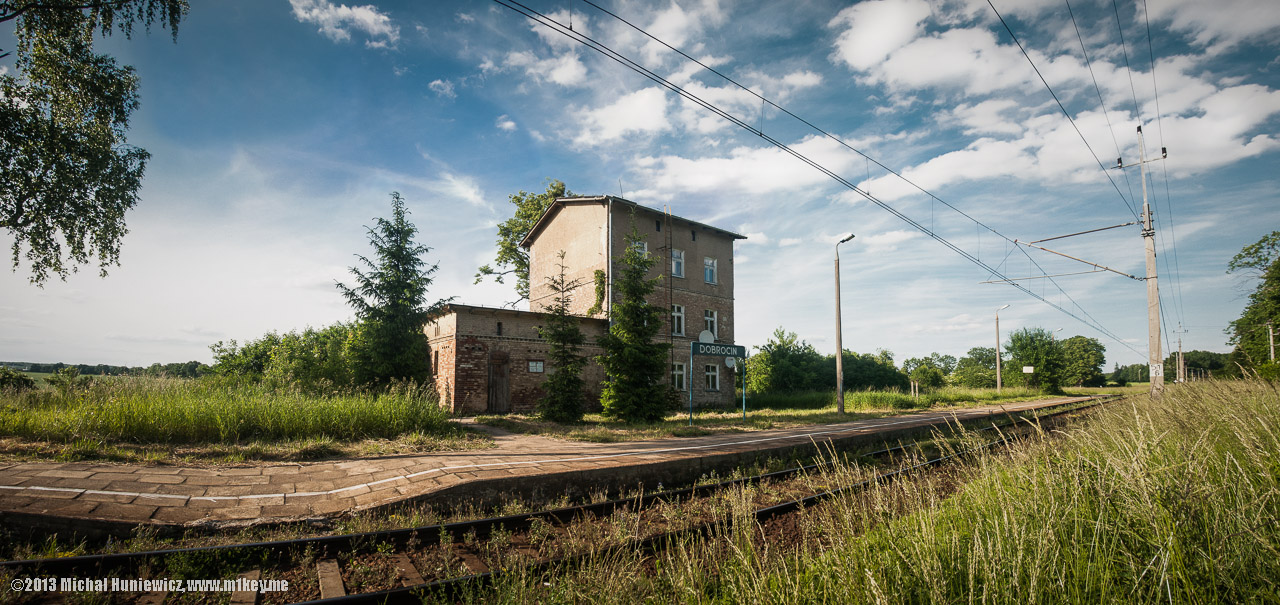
[537,251,587,423]
[598,225,670,423]
[336,192,450,387]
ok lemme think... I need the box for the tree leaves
[335,192,451,387]
[1,0,187,285]
[475,179,568,304]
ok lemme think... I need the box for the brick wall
[523,198,743,410]
[427,305,607,415]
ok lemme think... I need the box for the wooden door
[488,351,511,413]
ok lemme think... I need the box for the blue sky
[2,0,1278,369]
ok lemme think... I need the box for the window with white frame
[631,240,648,256]
[671,249,685,278]
[672,362,686,391]
[528,361,544,373]
[704,309,717,338]
[671,304,685,336]
[704,257,717,284]
[704,364,719,391]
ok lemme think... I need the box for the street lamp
[995,304,1010,392]
[835,233,855,414]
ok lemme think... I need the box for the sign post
[688,339,748,426]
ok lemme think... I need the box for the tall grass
[0,376,452,444]
[476,380,1280,603]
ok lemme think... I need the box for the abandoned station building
[426,195,746,414]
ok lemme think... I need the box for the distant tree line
[5,360,209,378]
[745,326,1113,396]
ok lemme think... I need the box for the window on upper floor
[691,230,697,242]
[631,240,648,257]
[528,360,544,373]
[704,257,717,284]
[704,309,717,338]
[656,219,662,232]
[671,304,685,336]
[672,249,685,278]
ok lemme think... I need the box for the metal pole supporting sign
[689,331,747,426]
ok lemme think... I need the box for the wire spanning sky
[2,0,1278,368]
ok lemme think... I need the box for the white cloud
[861,78,1280,201]
[632,135,863,198]
[828,0,932,71]
[428,79,456,99]
[495,114,517,132]
[500,50,588,87]
[779,238,803,247]
[639,0,727,65]
[288,0,399,47]
[860,229,920,253]
[574,87,671,145]
[1147,0,1280,54]
[432,172,489,209]
[943,99,1025,136]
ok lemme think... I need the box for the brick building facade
[427,195,745,414]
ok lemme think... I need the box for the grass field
[479,385,1140,442]
[475,379,1279,603]
[0,375,491,463]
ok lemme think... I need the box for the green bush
[0,368,36,392]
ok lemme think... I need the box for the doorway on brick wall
[487,350,511,413]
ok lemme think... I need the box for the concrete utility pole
[1270,322,1275,362]
[1178,337,1185,383]
[995,304,1009,392]
[834,234,854,414]
[1136,125,1164,396]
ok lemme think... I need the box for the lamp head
[839,234,856,244]
[997,304,1010,312]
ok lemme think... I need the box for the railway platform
[0,397,1091,537]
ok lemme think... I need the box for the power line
[987,0,1139,222]
[578,0,1126,345]
[1064,0,1140,217]
[491,0,1143,356]
[1142,0,1188,330]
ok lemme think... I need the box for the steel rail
[1,396,1115,588]
[301,395,1121,604]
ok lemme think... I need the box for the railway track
[1,395,1119,603]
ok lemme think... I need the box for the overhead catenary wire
[1110,0,1185,330]
[987,0,1139,223]
[1064,0,1140,217]
[583,0,1124,349]
[1141,0,1187,330]
[491,0,1143,356]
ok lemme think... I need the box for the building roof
[518,195,748,249]
[435,303,608,324]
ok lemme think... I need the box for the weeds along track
[0,396,1118,603]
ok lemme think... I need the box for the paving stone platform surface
[0,397,1089,531]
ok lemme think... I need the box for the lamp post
[995,304,1010,392]
[835,233,855,414]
